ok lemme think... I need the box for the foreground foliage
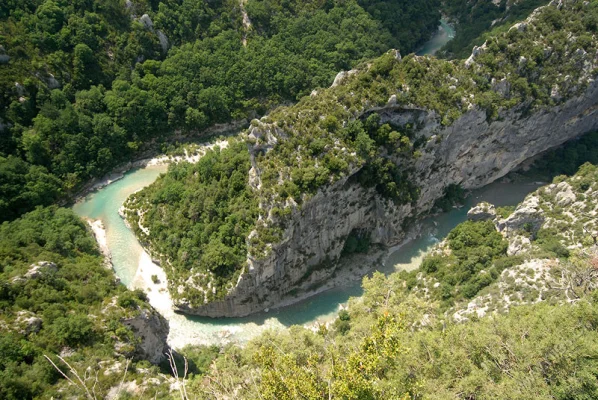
[0,207,169,399]
[187,275,598,399]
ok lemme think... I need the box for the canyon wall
[175,78,598,317]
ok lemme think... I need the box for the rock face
[496,194,544,237]
[138,14,169,54]
[178,77,598,317]
[11,261,59,283]
[330,69,358,87]
[122,308,169,364]
[25,261,58,278]
[0,45,9,64]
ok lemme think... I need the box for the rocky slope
[130,0,598,317]
[454,164,598,321]
[187,79,598,317]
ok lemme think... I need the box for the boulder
[467,202,497,222]
[15,82,25,96]
[331,69,357,88]
[121,308,169,364]
[24,261,58,279]
[46,74,60,89]
[16,311,42,335]
[139,14,153,30]
[554,181,576,206]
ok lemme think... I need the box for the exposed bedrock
[178,79,598,317]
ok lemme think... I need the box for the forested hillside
[3,0,598,398]
[6,161,598,398]
[440,0,550,58]
[0,0,440,222]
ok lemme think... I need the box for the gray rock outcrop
[179,76,598,317]
[507,235,532,256]
[497,194,544,237]
[12,261,59,281]
[467,202,497,221]
[157,30,169,53]
[553,181,576,206]
[331,69,357,87]
[121,308,169,364]
[139,14,153,29]
[15,311,42,335]
[138,14,169,54]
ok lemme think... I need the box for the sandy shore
[131,251,172,316]
[130,249,286,349]
[87,219,112,268]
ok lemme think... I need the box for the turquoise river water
[416,19,455,56]
[72,22,540,348]
[73,164,541,347]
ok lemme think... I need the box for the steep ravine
[182,78,598,317]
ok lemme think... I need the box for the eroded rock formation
[179,77,598,317]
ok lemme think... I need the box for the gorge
[71,16,462,346]
[3,0,598,397]
[124,0,598,317]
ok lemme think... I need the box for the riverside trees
[0,0,441,222]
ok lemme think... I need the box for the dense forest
[123,141,260,305]
[0,0,440,222]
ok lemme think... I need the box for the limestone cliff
[132,0,598,317]
[178,76,598,317]
[122,307,170,364]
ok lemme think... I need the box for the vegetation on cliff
[0,0,441,221]
[172,162,598,399]
[127,0,598,303]
[124,141,259,306]
[252,0,598,204]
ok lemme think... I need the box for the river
[416,19,455,56]
[73,163,541,347]
[72,21,539,349]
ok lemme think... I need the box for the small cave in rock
[342,228,371,255]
